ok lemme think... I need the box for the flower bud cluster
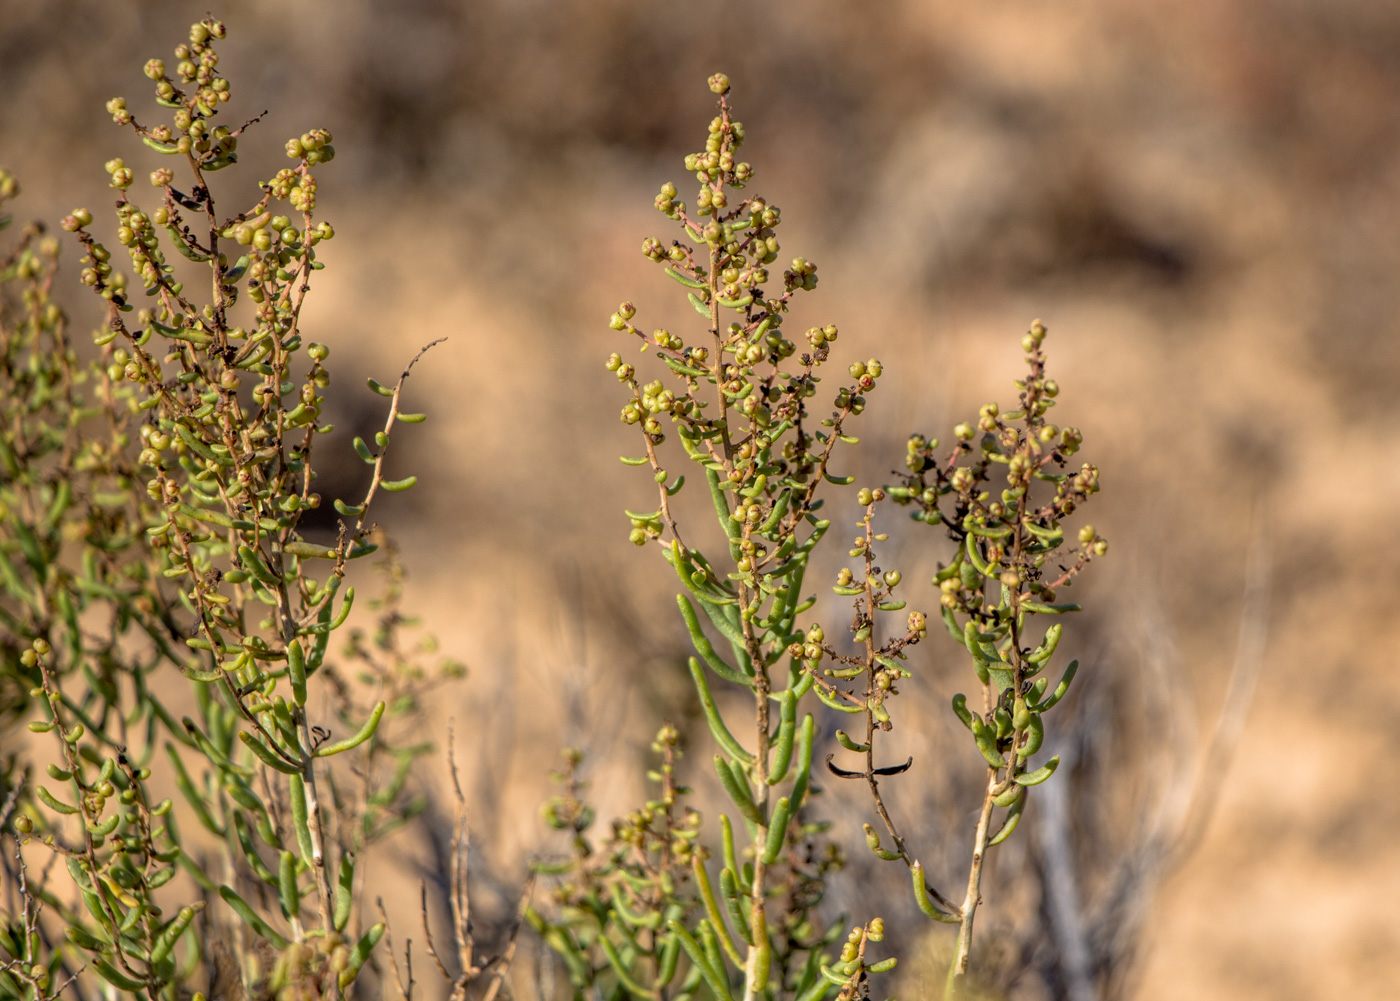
[110,19,236,171]
[286,129,335,165]
[113,202,168,294]
[815,491,924,719]
[545,76,903,1000]
[539,735,704,921]
[683,115,752,212]
[2,22,457,1001]
[889,320,1106,617]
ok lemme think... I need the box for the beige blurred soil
[3,1,1398,998]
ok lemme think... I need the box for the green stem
[945,772,998,999]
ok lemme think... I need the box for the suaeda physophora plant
[829,320,1106,997]
[531,74,1106,1001]
[0,16,468,1000]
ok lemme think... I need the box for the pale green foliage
[0,17,455,1000]
[531,77,1105,1001]
[0,23,1107,1001]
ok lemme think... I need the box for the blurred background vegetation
[2,1,1397,998]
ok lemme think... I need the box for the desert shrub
[0,22,1105,1001]
[0,17,469,1000]
[527,75,1104,1001]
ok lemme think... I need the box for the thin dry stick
[1038,512,1270,1001]
[480,872,535,1001]
[446,722,474,991]
[422,719,531,1001]
[1118,510,1271,889]
[1035,749,1096,1001]
[420,719,475,998]
[420,881,453,983]
[1171,514,1270,861]
[2,841,87,1001]
[378,896,415,1001]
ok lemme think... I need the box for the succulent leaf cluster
[0,18,455,1000]
[537,76,902,1001]
[0,26,1109,1001]
[535,77,1107,1001]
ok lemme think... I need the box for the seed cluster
[1,18,449,1001]
[544,72,1109,999]
[535,76,901,1001]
